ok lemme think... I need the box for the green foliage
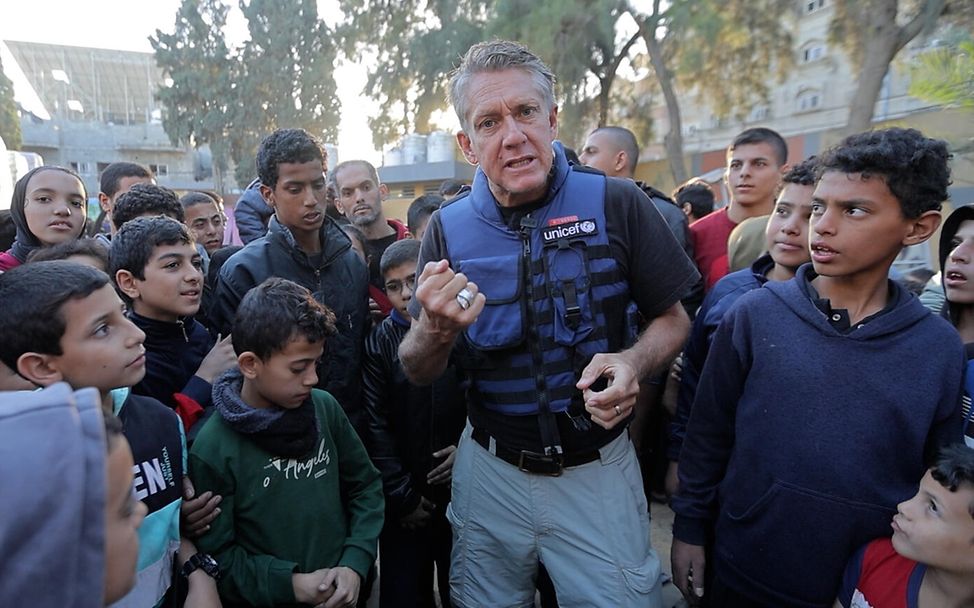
[489,0,632,145]
[910,39,974,107]
[337,0,487,150]
[829,0,949,68]
[0,54,22,150]
[666,0,794,120]
[151,0,233,182]
[338,0,649,149]
[152,0,342,188]
[337,0,793,180]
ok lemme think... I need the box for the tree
[337,0,488,150]
[340,0,653,157]
[153,0,342,188]
[489,0,642,145]
[830,0,949,134]
[338,0,792,184]
[151,0,234,191]
[0,54,22,150]
[909,38,974,107]
[629,0,794,183]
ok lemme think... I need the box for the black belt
[470,427,601,476]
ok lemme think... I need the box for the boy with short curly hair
[672,128,965,607]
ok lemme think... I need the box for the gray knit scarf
[212,368,319,458]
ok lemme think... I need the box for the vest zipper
[520,215,562,456]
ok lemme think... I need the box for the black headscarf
[6,166,88,264]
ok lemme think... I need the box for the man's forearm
[398,315,457,385]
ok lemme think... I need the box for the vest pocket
[458,254,525,350]
[544,244,595,347]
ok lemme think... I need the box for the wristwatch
[180,552,220,580]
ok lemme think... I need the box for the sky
[0,0,389,165]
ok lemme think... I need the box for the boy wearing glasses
[362,239,467,608]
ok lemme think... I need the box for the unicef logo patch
[581,221,596,233]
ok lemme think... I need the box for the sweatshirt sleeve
[189,443,299,606]
[327,395,385,580]
[361,326,420,518]
[670,305,751,546]
[668,291,724,461]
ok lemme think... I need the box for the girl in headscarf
[0,166,88,271]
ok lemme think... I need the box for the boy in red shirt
[690,127,788,290]
[837,444,974,608]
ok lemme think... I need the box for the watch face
[199,554,220,579]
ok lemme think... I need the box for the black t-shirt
[410,175,700,453]
[798,267,898,333]
[367,233,399,289]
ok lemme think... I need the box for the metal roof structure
[4,40,163,125]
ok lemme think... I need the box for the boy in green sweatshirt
[189,277,384,608]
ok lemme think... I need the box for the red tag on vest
[548,215,579,226]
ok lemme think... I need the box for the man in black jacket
[210,129,371,432]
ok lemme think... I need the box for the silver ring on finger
[456,287,473,310]
[614,405,623,417]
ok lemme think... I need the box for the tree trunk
[598,76,611,127]
[844,1,901,133]
[642,27,689,184]
[844,0,947,134]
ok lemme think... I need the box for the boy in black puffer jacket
[362,239,466,608]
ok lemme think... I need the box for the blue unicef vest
[439,144,635,418]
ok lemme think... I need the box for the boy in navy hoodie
[671,128,965,608]
[111,216,236,438]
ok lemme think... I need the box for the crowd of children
[0,94,972,608]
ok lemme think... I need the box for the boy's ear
[238,352,261,380]
[114,269,141,301]
[259,184,275,208]
[903,210,942,247]
[16,352,64,387]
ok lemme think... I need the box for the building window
[401,186,415,198]
[749,106,771,122]
[149,164,169,177]
[804,0,826,13]
[802,43,826,63]
[796,89,822,112]
[70,161,94,175]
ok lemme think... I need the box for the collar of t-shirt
[798,268,897,333]
[495,165,558,230]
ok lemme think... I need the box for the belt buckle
[517,450,564,476]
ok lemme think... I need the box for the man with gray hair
[400,40,699,607]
